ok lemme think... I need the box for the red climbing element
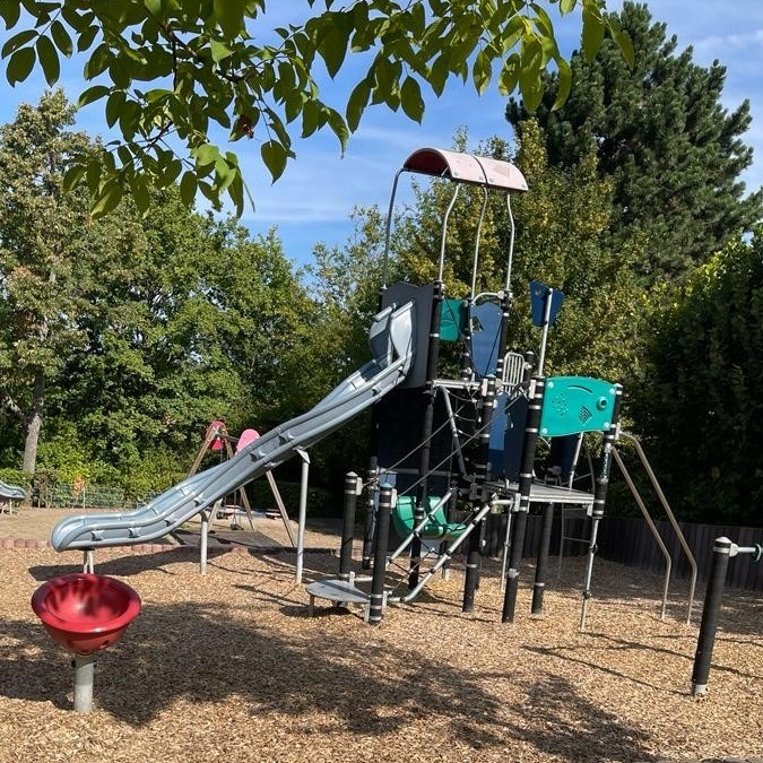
[31,573,141,656]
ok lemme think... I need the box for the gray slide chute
[0,479,26,501]
[51,300,415,551]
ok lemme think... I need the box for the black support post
[579,384,623,631]
[409,280,444,590]
[339,472,360,580]
[502,375,546,623]
[531,502,555,614]
[463,377,496,612]
[691,537,732,696]
[369,485,393,625]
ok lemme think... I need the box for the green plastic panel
[392,495,466,541]
[540,376,618,437]
[439,298,465,343]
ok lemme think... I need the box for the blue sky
[2,2,762,266]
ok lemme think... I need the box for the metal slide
[0,479,26,500]
[51,301,415,551]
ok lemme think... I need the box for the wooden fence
[480,512,763,592]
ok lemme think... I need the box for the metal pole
[339,471,360,580]
[361,464,378,569]
[502,375,546,623]
[500,498,516,594]
[441,485,459,580]
[531,502,555,615]
[579,384,623,631]
[369,486,393,625]
[83,549,94,574]
[612,447,671,621]
[200,509,209,575]
[463,377,496,612]
[73,654,96,713]
[295,449,310,585]
[621,431,698,625]
[691,537,732,696]
[409,279,444,589]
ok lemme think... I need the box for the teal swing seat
[392,495,467,541]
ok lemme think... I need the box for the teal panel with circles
[540,376,618,437]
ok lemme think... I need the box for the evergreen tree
[507,2,763,281]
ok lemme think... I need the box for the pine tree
[507,2,763,282]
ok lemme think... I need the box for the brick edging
[0,538,253,554]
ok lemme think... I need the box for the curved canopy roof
[401,147,528,192]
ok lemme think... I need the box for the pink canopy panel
[401,147,527,192]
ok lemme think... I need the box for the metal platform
[305,579,371,619]
[488,480,595,508]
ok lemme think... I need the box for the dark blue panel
[530,280,565,327]
[470,301,502,378]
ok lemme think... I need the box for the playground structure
[39,145,722,703]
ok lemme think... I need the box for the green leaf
[6,45,34,85]
[261,140,287,182]
[551,56,571,111]
[179,170,197,206]
[400,76,424,123]
[610,26,635,68]
[0,1,21,28]
[50,20,73,56]
[210,38,232,63]
[90,180,123,219]
[2,28,36,57]
[581,6,605,62]
[77,25,99,52]
[105,91,126,128]
[472,49,492,95]
[194,143,219,169]
[77,84,110,107]
[498,54,521,96]
[62,163,86,193]
[127,171,151,214]
[35,34,59,86]
[317,22,349,78]
[346,78,370,132]
[212,0,246,37]
[560,0,576,12]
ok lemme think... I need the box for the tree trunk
[22,370,44,477]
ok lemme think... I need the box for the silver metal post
[295,448,310,584]
[438,185,461,282]
[83,549,94,574]
[620,431,698,624]
[470,188,489,297]
[382,169,403,288]
[200,509,209,575]
[504,193,515,294]
[73,654,96,713]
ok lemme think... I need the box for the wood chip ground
[1,508,762,763]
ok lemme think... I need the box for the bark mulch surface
[1,510,762,763]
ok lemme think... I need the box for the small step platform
[305,579,371,620]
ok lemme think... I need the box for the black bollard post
[531,502,554,614]
[502,376,546,623]
[369,486,393,625]
[339,472,360,580]
[691,536,732,696]
[463,377,496,612]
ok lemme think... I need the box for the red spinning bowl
[31,573,141,656]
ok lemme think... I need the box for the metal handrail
[612,448,671,621]
[619,431,698,624]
